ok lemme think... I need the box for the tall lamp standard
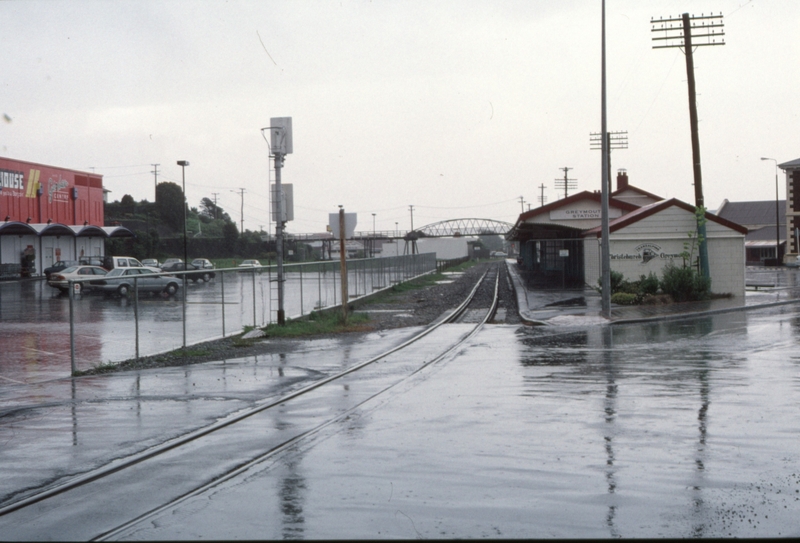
[177,161,190,266]
[177,160,189,348]
[761,157,781,264]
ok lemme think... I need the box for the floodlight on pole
[761,157,781,264]
[263,117,293,325]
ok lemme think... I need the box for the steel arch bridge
[414,218,513,238]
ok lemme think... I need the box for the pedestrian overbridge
[410,218,513,239]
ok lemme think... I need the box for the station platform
[506,260,800,326]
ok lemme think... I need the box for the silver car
[91,267,181,296]
[47,265,108,293]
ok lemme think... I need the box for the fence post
[252,266,257,328]
[299,266,304,316]
[221,269,226,337]
[182,274,187,349]
[69,280,76,375]
[134,277,139,361]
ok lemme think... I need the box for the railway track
[0,264,504,540]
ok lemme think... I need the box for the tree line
[104,182,280,261]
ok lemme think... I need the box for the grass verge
[263,311,372,337]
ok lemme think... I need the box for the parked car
[786,255,800,268]
[102,256,143,271]
[43,260,78,279]
[237,259,262,268]
[161,261,216,282]
[141,258,161,268]
[79,256,105,267]
[191,258,214,270]
[47,265,108,293]
[91,267,181,296]
[161,258,183,269]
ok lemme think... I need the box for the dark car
[43,260,79,279]
[161,261,216,282]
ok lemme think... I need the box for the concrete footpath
[506,260,800,326]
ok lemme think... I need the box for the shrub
[660,263,711,302]
[639,272,660,296]
[599,270,628,294]
[611,292,638,305]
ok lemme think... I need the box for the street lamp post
[176,160,189,349]
[761,157,781,264]
[177,161,190,266]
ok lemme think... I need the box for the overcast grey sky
[2,0,797,234]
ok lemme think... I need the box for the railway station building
[506,171,748,296]
[0,156,132,278]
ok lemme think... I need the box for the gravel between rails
[87,260,521,375]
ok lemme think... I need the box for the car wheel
[117,285,130,297]
[202,273,211,282]
[165,283,178,295]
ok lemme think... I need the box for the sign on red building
[0,156,104,226]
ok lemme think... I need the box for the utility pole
[519,196,525,213]
[408,204,416,255]
[231,188,246,234]
[211,192,219,220]
[555,167,577,199]
[338,206,348,323]
[652,12,725,279]
[590,131,628,194]
[151,164,160,201]
[537,183,547,207]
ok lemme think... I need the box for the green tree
[155,182,186,232]
[199,197,232,223]
[223,221,239,248]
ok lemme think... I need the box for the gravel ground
[88,260,520,375]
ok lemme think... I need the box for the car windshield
[61,266,80,274]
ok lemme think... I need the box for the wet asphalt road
[1,302,800,539]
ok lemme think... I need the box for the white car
[47,265,108,293]
[191,258,214,270]
[238,259,262,268]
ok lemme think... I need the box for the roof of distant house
[715,199,785,228]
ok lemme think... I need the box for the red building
[1,156,104,225]
[1,156,130,277]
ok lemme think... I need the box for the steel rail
[96,269,502,541]
[0,266,498,519]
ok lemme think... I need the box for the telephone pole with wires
[555,167,577,199]
[151,164,160,200]
[537,183,547,207]
[590,131,628,194]
[651,12,725,279]
[231,188,246,234]
[211,192,219,220]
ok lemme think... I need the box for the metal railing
[65,253,438,373]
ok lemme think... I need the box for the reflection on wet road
[74,306,800,539]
